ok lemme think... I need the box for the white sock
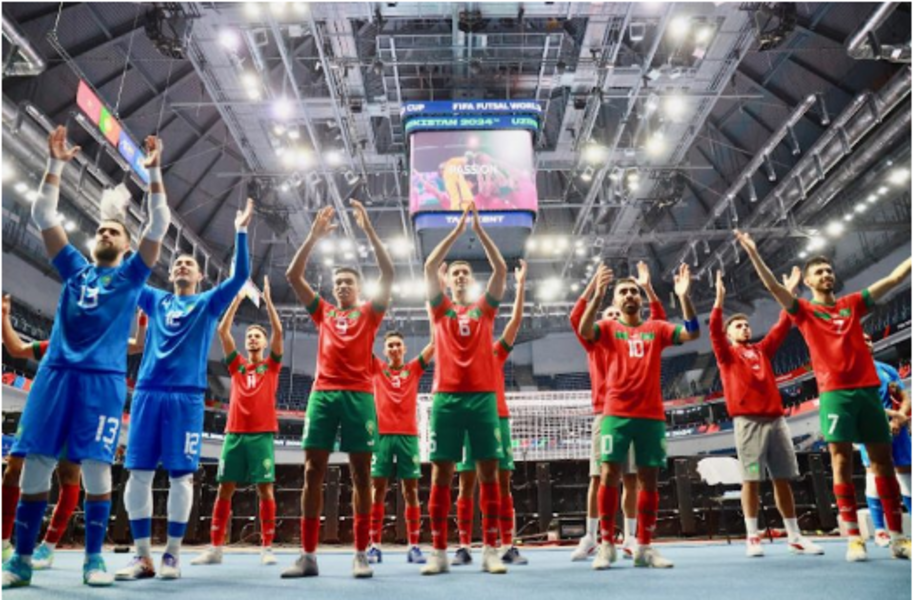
[165,536,182,557]
[745,517,759,538]
[136,538,152,559]
[783,518,801,540]
[625,518,637,540]
[587,518,599,538]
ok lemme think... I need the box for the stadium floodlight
[806,236,826,252]
[279,183,290,193]
[626,169,641,191]
[338,238,353,252]
[273,123,286,136]
[525,238,537,252]
[14,181,28,195]
[575,247,586,257]
[571,283,581,293]
[877,186,889,195]
[25,190,39,202]
[219,29,241,51]
[668,16,691,40]
[270,2,288,17]
[542,237,556,253]
[322,257,333,267]
[295,147,312,168]
[645,93,660,114]
[325,150,343,166]
[273,97,294,120]
[343,251,355,261]
[854,202,866,213]
[867,194,878,203]
[392,236,412,257]
[241,72,261,100]
[364,280,380,299]
[1,162,14,182]
[695,25,714,44]
[798,251,808,259]
[243,3,262,20]
[580,166,594,182]
[825,221,845,237]
[662,94,686,120]
[583,142,608,165]
[646,131,665,157]
[889,168,909,185]
[844,213,853,221]
[319,239,334,254]
[64,220,76,232]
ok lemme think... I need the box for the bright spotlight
[270,2,288,17]
[323,257,333,267]
[287,128,301,141]
[877,186,889,195]
[668,16,691,40]
[867,194,878,203]
[325,150,342,166]
[583,143,608,164]
[295,147,313,168]
[575,247,586,257]
[889,168,910,185]
[646,131,666,156]
[274,97,294,120]
[854,202,866,213]
[695,25,714,44]
[798,251,808,259]
[219,29,241,51]
[25,190,39,202]
[364,280,381,299]
[64,220,76,232]
[663,95,686,120]
[343,251,355,261]
[525,238,537,252]
[844,213,853,221]
[392,237,412,257]
[806,236,826,252]
[645,93,660,114]
[825,221,844,237]
[2,162,15,182]
[338,238,353,252]
[320,239,335,254]
[243,3,262,20]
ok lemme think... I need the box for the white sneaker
[114,555,156,580]
[570,534,597,561]
[788,536,824,555]
[421,549,450,575]
[260,547,277,566]
[190,546,224,566]
[845,537,867,562]
[746,536,765,558]
[591,542,617,570]
[634,546,674,568]
[621,536,638,560]
[281,553,319,578]
[352,552,373,578]
[874,530,891,548]
[890,538,911,560]
[481,546,507,574]
[158,553,181,580]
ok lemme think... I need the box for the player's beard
[93,242,120,263]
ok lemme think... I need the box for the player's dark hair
[613,277,640,293]
[98,218,132,242]
[333,266,361,282]
[449,260,473,274]
[724,313,749,331]
[246,324,268,338]
[803,255,832,275]
[384,330,405,342]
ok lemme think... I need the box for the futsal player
[579,263,701,569]
[191,276,284,567]
[735,230,911,561]
[281,200,394,579]
[367,330,434,565]
[859,333,911,547]
[570,263,667,561]
[116,199,253,581]
[453,259,528,567]
[2,128,167,589]
[710,269,823,557]
[421,203,508,575]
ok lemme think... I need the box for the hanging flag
[242,279,261,308]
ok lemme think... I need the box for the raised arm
[867,257,912,303]
[424,205,469,299]
[734,230,796,311]
[760,267,801,357]
[138,136,169,269]
[889,386,911,436]
[579,265,613,342]
[708,271,731,362]
[286,206,337,307]
[2,295,34,359]
[471,203,508,302]
[351,199,394,305]
[127,309,148,355]
[570,267,602,333]
[501,259,527,346]
[673,263,700,342]
[33,126,81,259]
[263,275,283,357]
[217,293,243,357]
[635,260,667,321]
[211,198,254,310]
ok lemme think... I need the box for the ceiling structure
[2,2,911,336]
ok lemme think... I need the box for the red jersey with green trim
[31,340,50,361]
[787,291,879,392]
[595,319,682,421]
[493,339,512,417]
[429,292,499,393]
[373,356,427,435]
[309,297,386,392]
[225,350,282,433]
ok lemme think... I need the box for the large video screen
[409,129,538,214]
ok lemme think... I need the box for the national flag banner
[242,279,261,308]
[99,107,122,147]
[76,80,102,125]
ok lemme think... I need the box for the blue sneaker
[407,546,427,564]
[2,554,32,589]
[367,546,382,564]
[451,547,472,566]
[83,554,114,587]
[32,543,54,570]
[501,546,529,565]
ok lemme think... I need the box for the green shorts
[600,416,667,468]
[430,392,503,463]
[372,434,422,479]
[302,390,377,453]
[457,417,514,472]
[819,386,891,444]
[218,433,276,484]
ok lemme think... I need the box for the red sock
[499,494,515,547]
[429,484,451,551]
[480,482,501,548]
[875,475,903,534]
[456,497,473,547]
[405,505,421,546]
[259,499,276,547]
[637,490,659,546]
[370,501,385,545]
[2,485,20,542]
[834,483,860,536]
[302,516,320,553]
[211,498,232,547]
[43,484,81,545]
[354,513,370,552]
[598,484,619,544]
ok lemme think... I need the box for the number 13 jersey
[429,292,500,393]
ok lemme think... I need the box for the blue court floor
[7,539,911,600]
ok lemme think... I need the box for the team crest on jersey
[494,427,502,443]
[366,420,376,437]
[100,275,112,287]
[640,332,656,341]
[614,331,628,340]
[839,308,851,317]
[263,457,272,472]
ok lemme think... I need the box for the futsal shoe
[787,537,824,555]
[190,546,223,565]
[874,530,892,548]
[621,536,638,559]
[367,545,383,564]
[83,554,114,587]
[890,538,911,560]
[570,535,597,561]
[451,546,472,566]
[2,541,12,563]
[407,546,427,564]
[420,549,450,575]
[115,555,156,580]
[634,546,674,568]
[845,537,868,562]
[481,546,507,574]
[31,543,55,570]
[353,552,374,578]
[591,542,617,570]
[159,553,181,579]
[281,552,319,578]
[261,547,277,566]
[501,546,529,565]
[2,554,32,589]
[745,536,765,558]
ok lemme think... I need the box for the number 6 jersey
[429,292,500,393]
[594,319,683,421]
